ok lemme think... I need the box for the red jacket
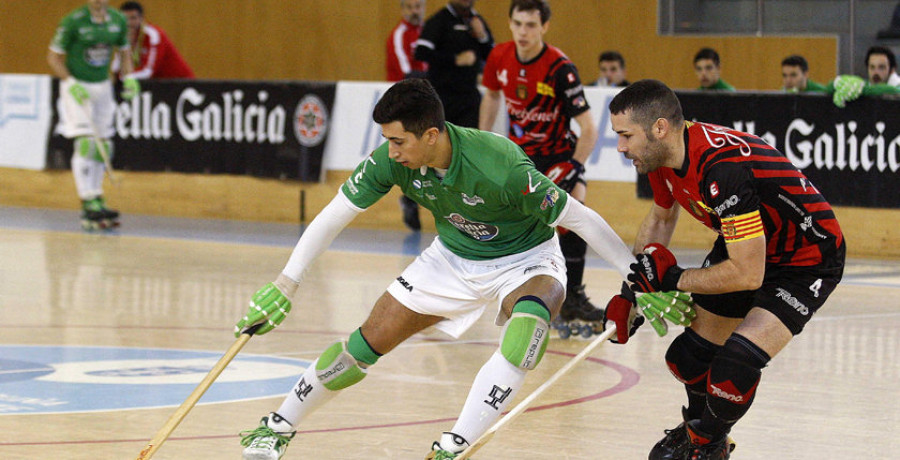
[385,19,427,81]
[130,23,194,79]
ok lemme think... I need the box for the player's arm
[47,50,70,79]
[234,192,362,337]
[633,201,679,254]
[571,109,597,165]
[478,88,502,132]
[553,197,634,278]
[677,234,765,294]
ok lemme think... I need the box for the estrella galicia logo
[0,345,310,414]
[444,213,499,241]
[294,94,329,147]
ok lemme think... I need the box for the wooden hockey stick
[456,324,618,460]
[135,324,262,459]
[79,103,118,186]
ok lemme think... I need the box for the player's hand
[121,76,140,100]
[636,290,696,337]
[455,50,477,67]
[627,243,684,293]
[468,16,487,41]
[234,274,299,337]
[545,159,585,192]
[602,282,645,344]
[832,75,864,108]
[67,79,89,105]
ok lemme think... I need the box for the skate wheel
[580,325,594,339]
[557,325,572,339]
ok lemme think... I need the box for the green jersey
[342,123,569,260]
[49,6,128,83]
[699,79,736,91]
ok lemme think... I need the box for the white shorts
[57,79,116,139]
[387,235,567,339]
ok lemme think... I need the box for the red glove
[627,243,684,293]
[602,282,645,344]
[544,159,585,192]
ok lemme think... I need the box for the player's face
[508,9,547,56]
[401,0,425,26]
[381,121,434,169]
[694,59,721,88]
[123,10,143,33]
[867,54,893,84]
[599,60,626,86]
[781,65,808,91]
[611,111,667,174]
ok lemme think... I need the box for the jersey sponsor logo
[506,102,560,124]
[84,44,112,67]
[713,194,740,216]
[461,192,484,206]
[0,345,308,414]
[775,287,809,315]
[294,94,329,147]
[397,276,414,292]
[709,382,745,403]
[497,69,508,86]
[567,72,576,83]
[444,213,500,241]
[799,215,828,239]
[540,188,559,210]
[564,85,584,98]
[687,199,709,220]
[413,179,423,189]
[536,82,555,98]
[710,181,720,197]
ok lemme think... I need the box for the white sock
[448,350,526,446]
[275,359,338,425]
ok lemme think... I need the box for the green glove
[832,75,864,108]
[234,274,299,337]
[636,291,696,337]
[121,76,140,100]
[68,79,89,105]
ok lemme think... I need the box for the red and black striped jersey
[648,121,844,267]
[482,42,589,157]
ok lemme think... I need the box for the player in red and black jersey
[480,0,601,333]
[607,80,845,460]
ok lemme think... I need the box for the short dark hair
[781,55,809,72]
[608,79,684,133]
[693,47,720,66]
[866,46,897,71]
[599,50,625,68]
[120,1,143,15]
[509,0,551,24]
[373,79,445,137]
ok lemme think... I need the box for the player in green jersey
[48,0,140,230]
[235,79,693,460]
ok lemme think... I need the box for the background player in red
[606,79,845,459]
[479,0,602,337]
[120,1,194,79]
[386,0,428,82]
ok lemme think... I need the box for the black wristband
[661,265,685,291]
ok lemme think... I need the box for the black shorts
[691,237,846,335]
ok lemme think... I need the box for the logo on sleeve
[710,181,719,197]
[540,188,559,210]
[522,172,542,195]
[444,213,499,241]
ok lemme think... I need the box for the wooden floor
[0,207,898,459]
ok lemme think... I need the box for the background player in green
[47,0,140,230]
[234,78,691,460]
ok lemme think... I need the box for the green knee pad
[74,136,112,163]
[501,297,551,370]
[315,329,381,391]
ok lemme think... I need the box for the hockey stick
[135,323,262,460]
[456,324,618,460]
[79,102,119,186]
